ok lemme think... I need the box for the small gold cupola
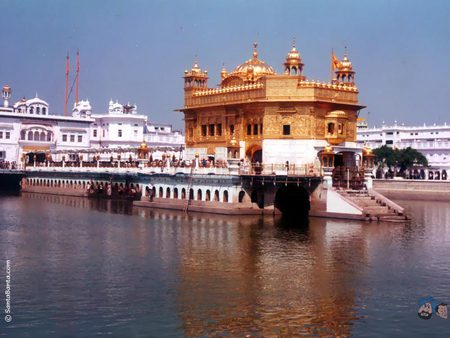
[284,39,304,77]
[220,64,228,80]
[334,48,355,86]
[184,59,208,89]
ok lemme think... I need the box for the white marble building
[357,119,450,171]
[0,86,93,164]
[0,85,185,166]
[88,100,147,149]
[145,123,184,148]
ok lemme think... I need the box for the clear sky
[1,0,450,130]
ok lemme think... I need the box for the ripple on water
[1,195,450,336]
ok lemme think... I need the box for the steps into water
[337,189,410,222]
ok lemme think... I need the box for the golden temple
[179,42,365,165]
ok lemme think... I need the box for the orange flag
[332,49,342,71]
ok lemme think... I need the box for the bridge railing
[239,163,320,176]
[23,162,321,177]
[23,165,230,176]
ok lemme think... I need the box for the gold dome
[285,41,301,64]
[220,64,228,80]
[326,110,348,119]
[362,146,374,156]
[184,60,208,79]
[340,55,353,70]
[139,141,148,150]
[225,43,276,83]
[323,145,334,154]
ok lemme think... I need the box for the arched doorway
[274,185,310,218]
[245,145,262,164]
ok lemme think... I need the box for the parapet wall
[373,179,450,201]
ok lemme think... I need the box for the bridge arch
[274,185,310,217]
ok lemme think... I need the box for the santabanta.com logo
[418,296,447,320]
[4,260,11,323]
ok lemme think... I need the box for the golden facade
[179,42,364,161]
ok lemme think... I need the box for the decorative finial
[292,37,296,49]
[344,46,348,56]
[253,42,258,59]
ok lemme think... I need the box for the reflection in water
[175,214,366,337]
[1,194,450,336]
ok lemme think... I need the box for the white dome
[26,96,48,106]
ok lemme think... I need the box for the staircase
[337,189,410,222]
[184,165,195,213]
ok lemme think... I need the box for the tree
[373,145,396,167]
[372,146,428,177]
[396,147,428,173]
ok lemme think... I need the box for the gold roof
[323,145,334,154]
[326,110,348,119]
[340,55,353,70]
[225,43,276,83]
[362,146,375,157]
[139,141,148,150]
[285,41,302,65]
[184,61,208,79]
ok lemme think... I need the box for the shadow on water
[274,213,309,229]
[0,190,21,197]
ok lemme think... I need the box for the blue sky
[1,0,450,130]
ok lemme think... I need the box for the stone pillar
[323,167,333,188]
[364,169,373,189]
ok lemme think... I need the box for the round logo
[5,314,12,322]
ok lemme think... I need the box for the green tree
[373,145,396,167]
[372,146,428,176]
[396,147,428,173]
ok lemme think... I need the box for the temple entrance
[26,152,46,165]
[331,152,364,189]
[274,185,310,218]
[246,145,262,164]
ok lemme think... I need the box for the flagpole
[331,48,334,82]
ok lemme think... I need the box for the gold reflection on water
[174,217,370,337]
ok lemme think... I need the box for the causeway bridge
[1,163,408,221]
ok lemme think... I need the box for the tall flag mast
[75,49,80,105]
[64,52,70,116]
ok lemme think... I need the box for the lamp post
[227,135,240,174]
[362,147,375,189]
[137,141,149,169]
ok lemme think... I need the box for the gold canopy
[223,43,276,84]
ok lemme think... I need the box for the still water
[0,192,449,337]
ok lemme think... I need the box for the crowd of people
[0,161,17,169]
[86,180,141,199]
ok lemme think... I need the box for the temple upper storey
[182,43,359,109]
